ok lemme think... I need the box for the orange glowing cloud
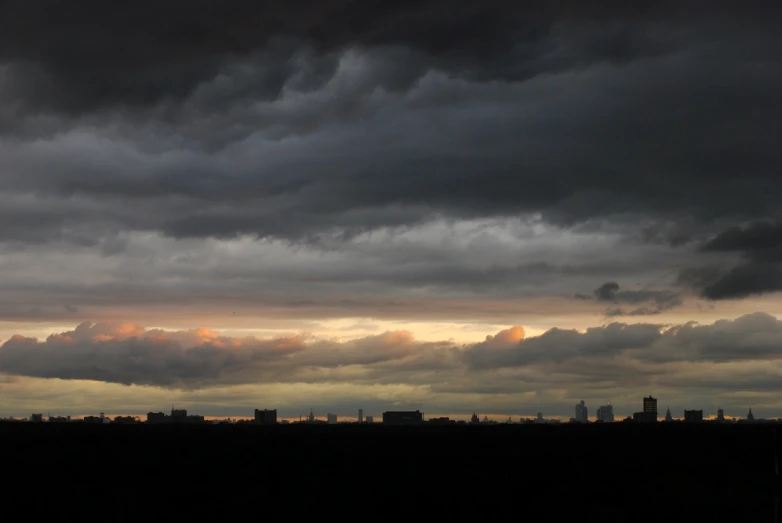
[482,326,526,347]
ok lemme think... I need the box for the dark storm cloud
[702,221,782,260]
[0,0,780,307]
[679,220,782,300]
[575,282,682,316]
[0,0,703,116]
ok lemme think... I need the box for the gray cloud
[0,322,438,387]
[696,263,782,301]
[4,314,782,392]
[679,220,782,299]
[0,1,713,117]
[464,312,782,370]
[0,1,778,251]
[575,281,682,316]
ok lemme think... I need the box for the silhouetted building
[147,412,166,424]
[428,417,454,425]
[643,396,658,422]
[633,411,658,423]
[83,415,104,423]
[327,413,338,424]
[684,410,703,423]
[717,408,725,422]
[146,410,203,424]
[365,416,374,423]
[113,416,138,424]
[254,409,277,425]
[470,412,480,424]
[358,409,363,423]
[30,413,43,423]
[308,409,315,423]
[49,416,70,423]
[665,407,673,422]
[596,404,614,423]
[383,411,424,425]
[575,400,588,422]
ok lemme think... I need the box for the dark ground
[1,422,778,521]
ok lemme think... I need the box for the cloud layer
[2,314,782,417]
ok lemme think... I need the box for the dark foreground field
[1,422,778,520]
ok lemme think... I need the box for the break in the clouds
[2,314,782,418]
[1,2,782,415]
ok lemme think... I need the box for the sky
[1,1,782,421]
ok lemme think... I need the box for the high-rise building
[643,396,658,423]
[30,413,43,423]
[665,407,673,422]
[717,408,725,422]
[596,404,614,423]
[575,400,588,422]
[365,416,374,424]
[747,407,754,421]
[470,412,479,424]
[327,413,338,424]
[358,409,363,423]
[684,410,703,422]
[308,409,315,423]
[254,409,277,425]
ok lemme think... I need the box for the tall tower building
[665,407,672,422]
[308,409,315,423]
[575,400,588,422]
[717,408,725,422]
[358,409,363,423]
[747,407,754,421]
[643,396,658,422]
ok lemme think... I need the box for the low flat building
[113,416,138,424]
[147,412,167,424]
[383,411,424,425]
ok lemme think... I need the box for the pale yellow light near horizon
[2,292,781,346]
